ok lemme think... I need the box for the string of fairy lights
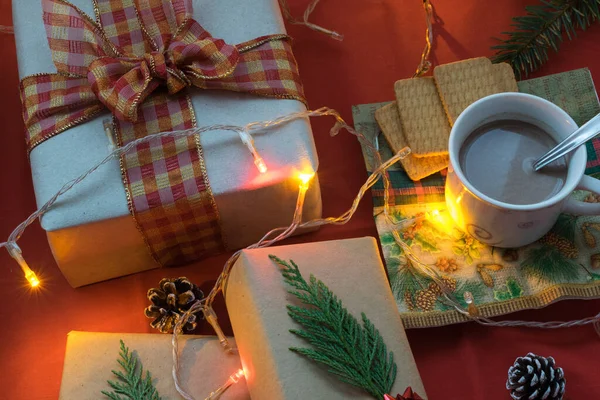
[1,1,600,399]
[0,118,276,289]
[170,105,600,399]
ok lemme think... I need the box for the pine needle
[521,245,580,283]
[101,340,162,400]
[270,255,397,400]
[491,0,600,79]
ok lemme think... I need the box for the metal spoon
[534,113,600,171]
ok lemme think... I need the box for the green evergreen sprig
[270,255,397,400]
[491,0,600,80]
[101,340,162,400]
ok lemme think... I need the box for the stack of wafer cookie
[375,57,518,181]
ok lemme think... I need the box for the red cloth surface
[1,1,600,399]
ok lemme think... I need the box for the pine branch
[491,0,600,79]
[270,255,397,400]
[101,340,162,400]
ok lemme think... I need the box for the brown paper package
[225,237,427,399]
[59,331,250,399]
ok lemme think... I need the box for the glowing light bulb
[6,243,41,288]
[231,369,245,383]
[25,269,40,287]
[427,209,454,234]
[254,156,268,174]
[205,368,246,399]
[298,172,315,190]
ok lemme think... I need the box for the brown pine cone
[591,253,600,269]
[415,288,437,312]
[435,257,459,272]
[144,277,204,333]
[440,276,457,292]
[585,222,600,232]
[539,233,578,259]
[428,281,442,297]
[403,290,415,311]
[428,276,457,297]
[584,193,600,203]
[583,227,596,248]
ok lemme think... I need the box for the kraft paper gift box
[12,0,321,287]
[59,331,250,399]
[225,237,427,399]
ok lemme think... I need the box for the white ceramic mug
[445,92,600,248]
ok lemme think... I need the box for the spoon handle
[534,113,600,171]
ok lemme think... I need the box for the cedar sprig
[101,340,162,400]
[270,255,397,400]
[491,0,600,79]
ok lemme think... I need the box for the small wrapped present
[13,0,321,287]
[225,237,427,399]
[59,331,249,399]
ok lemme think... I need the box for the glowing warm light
[7,243,41,288]
[427,208,454,234]
[25,269,40,287]
[254,156,268,174]
[298,172,315,190]
[445,190,466,230]
[231,369,245,383]
[206,368,247,399]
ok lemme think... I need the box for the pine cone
[539,233,578,259]
[403,290,415,311]
[584,193,600,203]
[441,276,457,292]
[507,353,565,400]
[144,277,204,333]
[429,276,457,297]
[415,288,436,311]
[435,257,459,272]
[428,281,441,297]
[583,227,596,248]
[591,253,600,269]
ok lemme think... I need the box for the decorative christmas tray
[353,68,600,328]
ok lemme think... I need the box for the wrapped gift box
[59,331,250,399]
[225,237,427,399]
[12,0,321,287]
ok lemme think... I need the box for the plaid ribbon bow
[87,19,242,122]
[20,0,306,266]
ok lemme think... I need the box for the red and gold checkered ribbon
[19,0,306,266]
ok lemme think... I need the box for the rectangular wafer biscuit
[394,76,451,157]
[434,57,517,124]
[375,103,448,181]
[493,62,519,92]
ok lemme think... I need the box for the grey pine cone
[144,277,204,333]
[507,353,565,400]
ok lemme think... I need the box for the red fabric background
[1,0,600,398]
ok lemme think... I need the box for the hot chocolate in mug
[446,92,600,248]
